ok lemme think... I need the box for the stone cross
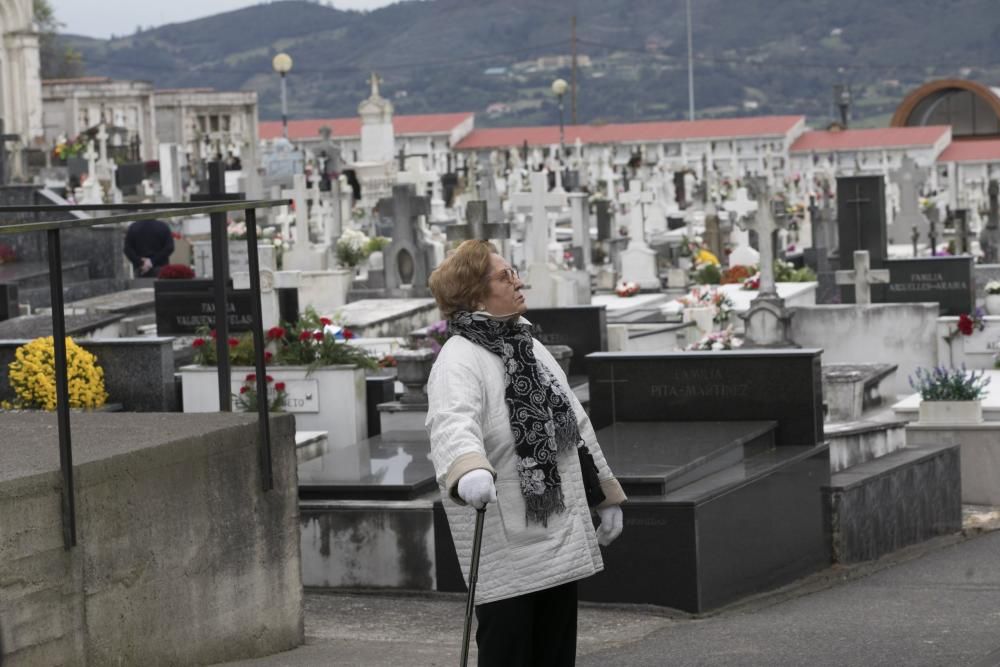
[724,186,760,267]
[888,156,929,247]
[446,200,511,243]
[376,184,432,290]
[835,250,889,305]
[746,178,780,297]
[281,174,309,244]
[84,140,98,177]
[622,180,654,249]
[510,170,566,266]
[96,123,109,164]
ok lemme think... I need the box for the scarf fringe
[524,486,566,527]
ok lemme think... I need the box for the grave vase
[985,294,1000,316]
[178,363,367,448]
[918,399,983,425]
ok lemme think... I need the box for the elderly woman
[426,240,626,666]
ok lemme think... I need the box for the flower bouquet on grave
[2,336,108,411]
[985,281,1000,296]
[686,326,744,351]
[190,307,377,371]
[158,264,195,279]
[412,319,450,357]
[0,243,15,264]
[335,228,372,269]
[232,373,287,412]
[721,264,755,285]
[678,286,733,324]
[616,281,640,297]
[943,308,986,345]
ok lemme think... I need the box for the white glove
[596,505,623,546]
[456,469,496,509]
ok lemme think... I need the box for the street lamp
[272,52,294,139]
[551,78,568,160]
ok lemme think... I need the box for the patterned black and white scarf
[449,310,582,526]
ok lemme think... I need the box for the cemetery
[2,3,1000,661]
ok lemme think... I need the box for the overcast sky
[49,0,403,39]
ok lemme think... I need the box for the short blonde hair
[428,240,497,319]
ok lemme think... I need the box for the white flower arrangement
[686,326,744,351]
[985,280,1000,295]
[335,228,371,268]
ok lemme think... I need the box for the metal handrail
[0,197,290,550]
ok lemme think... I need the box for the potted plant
[179,308,377,447]
[985,281,1000,316]
[909,366,990,424]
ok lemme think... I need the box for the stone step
[595,420,778,498]
[824,420,908,473]
[823,442,962,563]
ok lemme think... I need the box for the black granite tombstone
[880,256,975,315]
[528,305,608,378]
[587,350,824,446]
[578,349,830,612]
[837,176,887,303]
[298,430,436,500]
[366,376,396,437]
[594,200,612,241]
[115,162,146,194]
[0,282,17,321]
[154,278,298,334]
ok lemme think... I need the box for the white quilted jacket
[426,333,625,605]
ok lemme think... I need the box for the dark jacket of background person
[124,219,174,277]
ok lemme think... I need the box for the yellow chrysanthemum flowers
[3,336,108,411]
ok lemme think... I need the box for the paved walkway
[218,523,1000,667]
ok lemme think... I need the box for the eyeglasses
[491,266,520,285]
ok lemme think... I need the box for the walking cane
[460,507,486,667]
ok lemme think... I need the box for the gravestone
[444,200,509,244]
[568,192,591,268]
[377,184,434,296]
[192,241,276,278]
[594,199,612,241]
[619,180,659,289]
[0,283,17,321]
[887,157,929,247]
[579,349,829,612]
[835,250,889,305]
[723,187,760,267]
[837,176,887,303]
[153,279,297,334]
[979,180,999,263]
[952,209,972,254]
[880,256,975,315]
[528,305,607,377]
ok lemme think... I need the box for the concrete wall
[0,412,303,666]
[790,304,940,398]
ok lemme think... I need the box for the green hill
[57,0,1000,129]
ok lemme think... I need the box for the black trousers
[474,580,578,667]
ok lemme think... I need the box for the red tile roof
[937,138,1000,163]
[259,112,473,140]
[790,126,950,152]
[453,115,806,150]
